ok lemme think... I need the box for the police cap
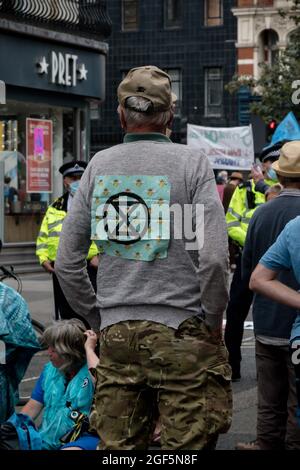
[59,160,87,178]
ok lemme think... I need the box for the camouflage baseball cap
[117,65,177,112]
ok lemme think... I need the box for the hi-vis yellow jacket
[36,194,98,265]
[226,180,266,248]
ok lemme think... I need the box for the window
[258,29,279,68]
[0,100,78,243]
[165,68,182,114]
[164,0,182,29]
[122,0,139,31]
[205,0,223,27]
[205,68,223,117]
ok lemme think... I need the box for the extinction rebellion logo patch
[91,175,171,262]
[103,191,150,245]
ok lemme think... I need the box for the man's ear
[119,107,127,131]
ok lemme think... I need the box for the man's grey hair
[42,319,86,376]
[119,96,174,128]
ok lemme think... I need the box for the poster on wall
[26,118,53,193]
[187,124,254,170]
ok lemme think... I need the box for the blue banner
[270,111,300,145]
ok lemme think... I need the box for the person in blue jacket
[21,319,99,450]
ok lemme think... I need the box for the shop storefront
[0,31,107,245]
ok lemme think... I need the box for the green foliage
[279,0,300,26]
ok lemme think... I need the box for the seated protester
[61,329,100,451]
[21,320,98,450]
[0,282,40,424]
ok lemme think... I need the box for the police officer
[36,161,99,323]
[224,174,265,381]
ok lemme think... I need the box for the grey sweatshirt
[55,133,229,331]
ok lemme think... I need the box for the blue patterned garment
[0,283,40,423]
[91,175,171,262]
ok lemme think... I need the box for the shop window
[0,100,81,243]
[205,67,223,117]
[205,0,223,27]
[122,0,139,31]
[63,110,75,160]
[164,0,182,29]
[0,119,18,152]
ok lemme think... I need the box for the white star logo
[78,63,88,81]
[36,57,49,75]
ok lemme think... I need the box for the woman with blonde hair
[21,319,98,450]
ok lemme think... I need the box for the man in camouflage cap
[56,66,232,450]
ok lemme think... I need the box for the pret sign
[36,51,88,87]
[0,33,106,99]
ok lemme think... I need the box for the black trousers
[52,263,97,328]
[256,341,300,450]
[224,252,253,376]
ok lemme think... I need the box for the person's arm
[21,370,45,420]
[21,399,43,420]
[192,154,229,337]
[87,241,99,264]
[251,166,270,195]
[88,254,99,270]
[249,222,300,308]
[55,165,100,331]
[36,210,53,272]
[225,187,246,247]
[84,330,99,371]
[241,214,256,283]
[250,263,300,309]
[88,244,104,269]
[254,179,270,195]
[42,260,55,273]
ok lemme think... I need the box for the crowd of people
[1,65,300,451]
[215,128,300,449]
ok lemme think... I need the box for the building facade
[0,0,111,247]
[91,0,238,153]
[233,0,297,78]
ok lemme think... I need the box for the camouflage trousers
[92,316,232,450]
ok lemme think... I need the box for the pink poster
[26,119,52,193]
[34,127,44,155]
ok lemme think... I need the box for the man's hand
[89,255,99,269]
[251,166,264,183]
[42,260,55,274]
[84,330,98,353]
